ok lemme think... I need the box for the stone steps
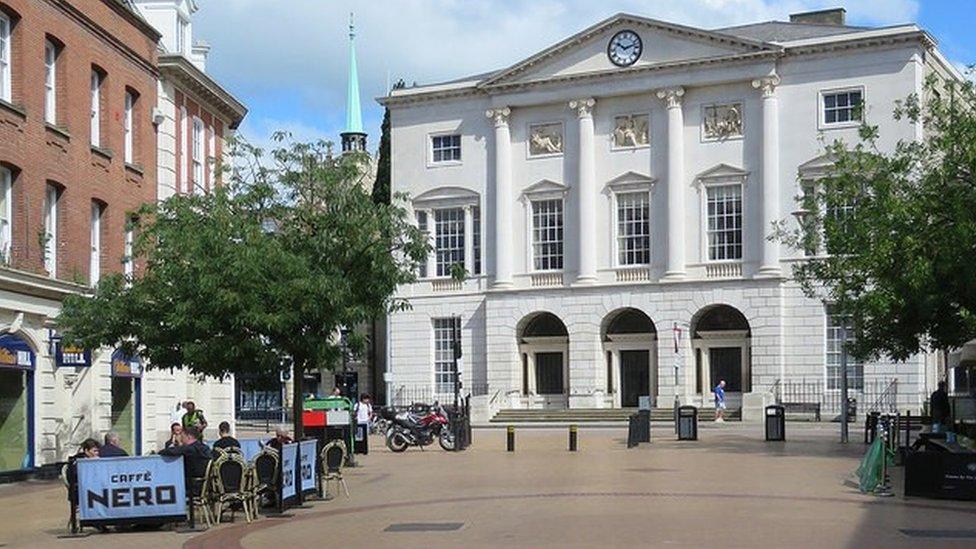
[490,407,741,423]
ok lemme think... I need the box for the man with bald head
[100,432,128,457]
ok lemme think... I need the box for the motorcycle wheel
[387,431,409,453]
[439,429,456,451]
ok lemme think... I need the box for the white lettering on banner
[77,455,186,522]
[299,440,317,493]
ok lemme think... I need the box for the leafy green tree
[775,74,976,362]
[372,107,391,205]
[58,135,428,438]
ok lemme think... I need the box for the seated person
[164,423,183,449]
[66,438,100,505]
[159,426,213,496]
[100,432,128,457]
[212,421,241,451]
[266,426,292,451]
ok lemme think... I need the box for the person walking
[181,401,208,439]
[929,381,951,433]
[714,380,727,422]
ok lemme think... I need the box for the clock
[608,30,642,67]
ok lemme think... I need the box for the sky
[191,0,975,151]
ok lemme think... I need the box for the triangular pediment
[797,153,837,178]
[521,179,568,199]
[605,171,656,193]
[413,186,480,208]
[697,163,749,182]
[479,14,776,89]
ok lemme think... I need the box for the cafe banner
[77,455,186,523]
[280,442,298,503]
[299,440,317,495]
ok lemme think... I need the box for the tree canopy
[57,135,428,436]
[776,74,976,362]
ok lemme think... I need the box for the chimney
[790,8,846,26]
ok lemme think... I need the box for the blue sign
[55,341,91,368]
[77,455,187,523]
[299,440,317,495]
[280,442,298,502]
[0,333,34,370]
[111,348,143,378]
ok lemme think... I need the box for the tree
[372,79,404,206]
[775,74,976,362]
[57,135,428,438]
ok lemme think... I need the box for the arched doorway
[602,309,657,408]
[517,312,569,409]
[691,305,751,408]
[0,333,35,473]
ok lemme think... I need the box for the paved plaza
[1,424,975,548]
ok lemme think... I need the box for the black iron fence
[773,378,898,417]
[388,383,488,407]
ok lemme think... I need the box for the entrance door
[620,350,650,407]
[709,347,742,392]
[111,377,136,454]
[0,369,29,471]
[535,352,564,395]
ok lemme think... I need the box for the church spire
[341,12,366,154]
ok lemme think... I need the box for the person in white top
[355,393,373,428]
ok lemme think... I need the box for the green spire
[345,13,363,135]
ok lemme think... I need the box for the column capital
[655,87,685,109]
[485,107,511,127]
[568,98,596,118]
[752,75,781,98]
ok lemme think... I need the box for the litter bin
[765,405,785,441]
[677,406,698,441]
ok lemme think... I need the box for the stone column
[463,205,474,275]
[656,87,686,280]
[569,98,597,284]
[486,107,513,288]
[753,75,782,277]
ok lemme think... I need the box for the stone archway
[516,312,569,409]
[691,305,751,409]
[601,308,657,408]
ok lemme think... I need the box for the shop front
[111,349,142,455]
[0,333,35,473]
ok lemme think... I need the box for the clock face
[608,30,642,67]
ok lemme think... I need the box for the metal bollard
[569,424,578,451]
[507,425,515,452]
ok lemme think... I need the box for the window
[44,41,57,124]
[706,184,742,261]
[43,184,58,277]
[800,183,818,256]
[90,70,101,147]
[90,202,102,286]
[192,117,203,192]
[431,134,461,163]
[179,106,188,190]
[472,206,481,275]
[616,192,650,265]
[416,210,428,277]
[826,307,863,391]
[123,218,134,280]
[207,125,216,188]
[0,13,11,102]
[434,208,464,277]
[124,91,134,163]
[433,318,458,395]
[532,199,563,271]
[822,89,863,126]
[0,167,10,261]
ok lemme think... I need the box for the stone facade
[382,12,956,420]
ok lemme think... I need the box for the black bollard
[507,425,515,452]
[569,424,578,451]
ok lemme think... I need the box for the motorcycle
[386,402,455,452]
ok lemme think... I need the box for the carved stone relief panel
[703,103,743,140]
[612,114,649,148]
[528,123,564,156]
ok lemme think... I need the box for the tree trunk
[292,359,304,440]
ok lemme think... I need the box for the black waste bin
[765,405,785,441]
[677,406,698,441]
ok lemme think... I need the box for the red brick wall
[175,89,224,194]
[0,0,157,282]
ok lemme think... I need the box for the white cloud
[194,0,920,142]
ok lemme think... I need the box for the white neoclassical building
[381,9,959,421]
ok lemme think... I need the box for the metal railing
[389,383,488,407]
[773,378,899,417]
[868,378,899,414]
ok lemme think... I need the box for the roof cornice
[159,54,248,129]
[0,267,90,302]
[46,0,159,77]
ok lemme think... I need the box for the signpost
[76,455,186,527]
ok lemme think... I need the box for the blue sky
[192,0,973,151]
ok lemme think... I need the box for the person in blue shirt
[714,380,727,422]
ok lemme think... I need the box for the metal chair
[319,440,349,498]
[187,460,215,528]
[210,451,252,524]
[249,447,279,515]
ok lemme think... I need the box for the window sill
[91,145,114,161]
[818,121,862,131]
[124,162,145,176]
[0,98,27,120]
[45,123,71,141]
[427,160,463,169]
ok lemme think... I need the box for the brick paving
[2,424,975,548]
